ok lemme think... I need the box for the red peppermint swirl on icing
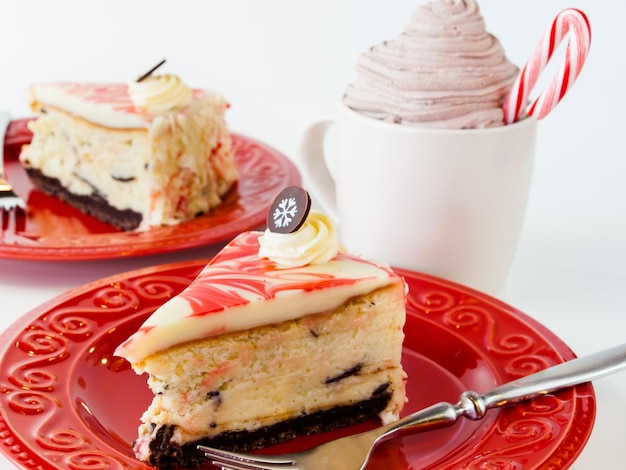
[182,232,358,314]
[114,231,401,363]
[56,83,136,114]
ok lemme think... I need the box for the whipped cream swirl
[259,210,340,267]
[343,0,519,129]
[128,74,192,112]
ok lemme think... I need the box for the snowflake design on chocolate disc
[267,186,311,234]
[273,197,298,228]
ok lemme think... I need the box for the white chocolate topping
[114,231,402,365]
[27,79,199,129]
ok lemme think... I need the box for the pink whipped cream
[343,0,519,129]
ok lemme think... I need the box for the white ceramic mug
[298,103,537,294]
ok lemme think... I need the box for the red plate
[0,118,301,260]
[0,263,595,469]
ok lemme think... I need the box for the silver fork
[0,111,26,231]
[200,342,626,470]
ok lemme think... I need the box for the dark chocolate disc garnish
[267,186,311,234]
[136,59,167,82]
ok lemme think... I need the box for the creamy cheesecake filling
[25,82,155,128]
[22,109,150,211]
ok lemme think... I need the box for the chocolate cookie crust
[25,168,142,231]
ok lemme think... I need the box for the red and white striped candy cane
[503,8,591,124]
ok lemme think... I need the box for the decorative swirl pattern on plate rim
[0,263,595,470]
[399,268,595,469]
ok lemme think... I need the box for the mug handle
[298,114,338,221]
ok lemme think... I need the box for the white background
[0,1,625,468]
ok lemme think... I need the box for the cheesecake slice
[19,74,237,231]
[115,203,407,469]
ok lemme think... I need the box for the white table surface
[1,1,624,468]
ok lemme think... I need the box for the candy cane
[503,8,591,124]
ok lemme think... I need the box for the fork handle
[375,343,626,442]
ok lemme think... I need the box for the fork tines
[0,194,26,210]
[197,445,298,470]
[0,201,26,233]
